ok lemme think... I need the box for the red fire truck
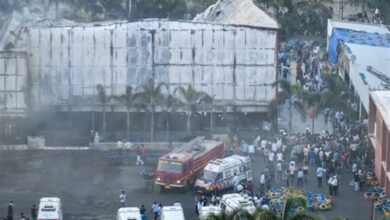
[155,136,224,192]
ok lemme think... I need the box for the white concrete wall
[26,20,278,112]
[0,51,27,115]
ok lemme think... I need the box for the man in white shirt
[297,169,304,187]
[276,162,282,180]
[316,167,323,188]
[271,142,278,152]
[268,151,275,167]
[119,190,126,207]
[261,139,267,149]
[276,152,283,162]
[259,172,266,194]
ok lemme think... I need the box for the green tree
[96,84,110,139]
[293,86,321,133]
[160,94,181,143]
[282,195,307,220]
[138,78,167,143]
[114,85,140,140]
[295,0,333,35]
[254,209,278,220]
[272,79,301,133]
[319,74,355,118]
[289,212,322,220]
[174,85,209,134]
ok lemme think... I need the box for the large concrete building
[0,0,279,142]
[369,91,390,193]
[0,1,279,116]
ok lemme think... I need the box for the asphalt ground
[0,150,374,220]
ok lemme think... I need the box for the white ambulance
[199,206,222,219]
[219,193,256,214]
[160,205,185,220]
[195,155,252,193]
[37,197,63,220]
[116,207,142,220]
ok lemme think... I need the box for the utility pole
[339,0,344,19]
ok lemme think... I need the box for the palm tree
[114,85,139,140]
[293,87,322,133]
[282,195,307,220]
[138,78,167,143]
[160,94,181,143]
[272,79,297,133]
[174,85,209,134]
[254,209,278,220]
[289,213,321,220]
[96,84,109,139]
[296,0,333,34]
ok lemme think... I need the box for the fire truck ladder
[367,66,390,89]
[171,136,206,153]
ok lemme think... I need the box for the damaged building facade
[0,0,279,143]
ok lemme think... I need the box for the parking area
[0,150,372,220]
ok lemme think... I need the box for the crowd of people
[2,202,37,220]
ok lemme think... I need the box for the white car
[160,206,185,220]
[37,197,63,220]
[116,207,142,220]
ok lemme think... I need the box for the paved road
[0,149,373,220]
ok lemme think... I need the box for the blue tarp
[328,28,390,64]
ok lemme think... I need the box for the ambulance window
[221,202,226,210]
[224,170,232,178]
[216,173,223,181]
[239,166,245,172]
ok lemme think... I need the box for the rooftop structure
[327,19,390,116]
[194,0,279,29]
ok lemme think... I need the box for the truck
[155,136,224,192]
[195,155,252,193]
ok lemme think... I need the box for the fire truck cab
[155,137,224,192]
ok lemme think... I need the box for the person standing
[289,161,296,184]
[152,202,159,220]
[332,175,339,196]
[7,201,13,220]
[119,190,126,207]
[195,200,202,216]
[297,168,304,187]
[141,144,147,163]
[303,163,309,183]
[328,175,335,195]
[20,213,25,220]
[276,161,282,180]
[31,204,37,220]
[140,204,147,220]
[259,172,266,194]
[136,146,145,166]
[317,166,323,188]
[283,170,290,187]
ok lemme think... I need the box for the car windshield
[200,170,218,181]
[157,160,183,173]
